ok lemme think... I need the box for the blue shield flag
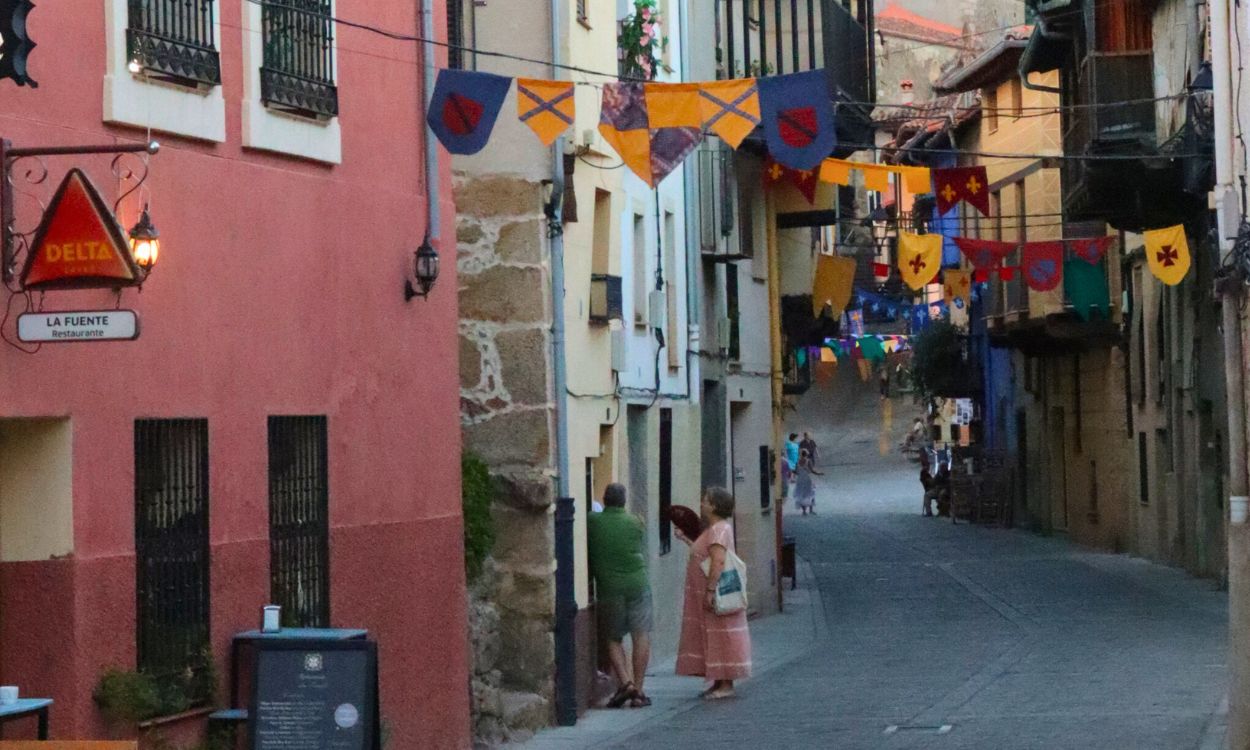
[757,70,836,170]
[426,70,513,155]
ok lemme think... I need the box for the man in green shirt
[587,483,653,708]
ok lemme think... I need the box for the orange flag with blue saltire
[1144,224,1191,286]
[698,79,761,149]
[517,78,576,146]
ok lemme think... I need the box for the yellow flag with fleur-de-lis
[1144,224,1191,286]
[898,232,943,290]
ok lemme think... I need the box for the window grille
[658,408,673,554]
[448,0,465,69]
[135,419,212,703]
[269,416,330,628]
[261,0,339,118]
[126,0,222,87]
[577,0,588,23]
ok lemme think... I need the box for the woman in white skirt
[793,449,823,516]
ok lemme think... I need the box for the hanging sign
[17,309,139,342]
[20,169,141,290]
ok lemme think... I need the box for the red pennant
[1069,235,1113,265]
[873,262,890,278]
[763,157,816,204]
[998,266,1021,281]
[954,237,1016,270]
[1023,241,1064,291]
[973,269,990,283]
[933,166,990,216]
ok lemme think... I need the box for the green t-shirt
[587,507,648,598]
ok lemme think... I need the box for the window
[590,190,623,323]
[261,0,339,118]
[1009,77,1023,118]
[984,87,998,133]
[269,416,330,628]
[126,0,222,87]
[135,419,212,703]
[664,210,679,369]
[1015,181,1027,243]
[577,0,589,25]
[659,408,673,554]
[726,264,741,360]
[633,213,649,325]
[990,190,1002,240]
[1137,432,1149,504]
[449,0,466,69]
[593,190,612,276]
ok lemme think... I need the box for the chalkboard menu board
[249,640,379,750]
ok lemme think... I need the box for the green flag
[1064,260,1110,322]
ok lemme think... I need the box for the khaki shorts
[597,589,653,641]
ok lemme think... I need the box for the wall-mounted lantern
[404,234,440,301]
[128,204,160,272]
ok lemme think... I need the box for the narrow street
[606,372,1231,749]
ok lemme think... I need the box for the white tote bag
[701,549,748,615]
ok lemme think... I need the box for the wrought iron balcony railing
[261,0,339,119]
[716,0,874,104]
[126,0,222,88]
[589,274,624,324]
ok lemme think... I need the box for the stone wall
[457,173,558,743]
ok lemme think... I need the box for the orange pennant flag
[517,79,575,146]
[812,254,857,316]
[898,232,943,290]
[698,79,761,149]
[645,83,703,128]
[819,158,853,186]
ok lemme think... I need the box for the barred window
[448,0,466,70]
[261,0,339,118]
[269,416,330,628]
[135,419,212,704]
[126,0,222,87]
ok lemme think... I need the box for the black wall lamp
[404,234,440,301]
[128,204,160,273]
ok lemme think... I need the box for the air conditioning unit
[648,289,667,331]
[610,329,626,372]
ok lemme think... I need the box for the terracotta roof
[875,3,967,47]
[873,91,982,163]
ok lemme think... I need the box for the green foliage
[94,669,165,724]
[462,452,497,582]
[618,0,668,80]
[910,319,971,398]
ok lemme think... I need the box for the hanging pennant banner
[427,69,512,155]
[953,237,1016,270]
[1069,235,1114,265]
[812,254,856,316]
[517,78,575,146]
[898,232,942,290]
[943,269,972,307]
[999,265,1021,281]
[1023,241,1064,291]
[858,163,891,193]
[1144,224,1191,286]
[872,262,890,280]
[764,157,817,203]
[698,78,761,149]
[932,166,990,216]
[1064,259,1111,321]
[757,70,836,170]
[600,83,704,187]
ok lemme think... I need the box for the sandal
[628,692,652,708]
[607,682,635,709]
[702,688,736,701]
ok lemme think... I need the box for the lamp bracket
[1,138,159,285]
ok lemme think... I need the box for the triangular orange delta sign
[21,169,141,290]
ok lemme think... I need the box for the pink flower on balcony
[641,6,652,20]
[640,34,651,45]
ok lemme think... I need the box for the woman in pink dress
[674,486,752,700]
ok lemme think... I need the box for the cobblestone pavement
[524,373,1230,749]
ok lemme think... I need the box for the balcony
[782,347,813,395]
[260,0,339,119]
[589,274,623,325]
[716,0,876,151]
[126,0,222,88]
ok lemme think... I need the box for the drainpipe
[1018,19,1063,95]
[1212,0,1250,744]
[547,0,577,728]
[421,0,440,243]
[765,187,784,614]
[681,0,699,405]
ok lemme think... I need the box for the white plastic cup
[262,605,281,633]
[0,686,19,705]
[1231,496,1249,525]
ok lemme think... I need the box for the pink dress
[675,520,752,680]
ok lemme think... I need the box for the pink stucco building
[0,1,467,747]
